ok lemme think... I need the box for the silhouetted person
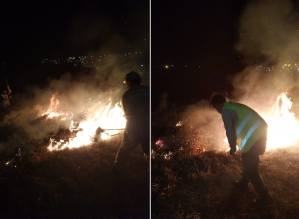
[113,71,149,172]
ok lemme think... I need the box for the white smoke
[232,0,299,109]
[0,7,149,157]
[178,0,299,151]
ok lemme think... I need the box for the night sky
[1,0,148,59]
[0,0,149,92]
[151,0,249,109]
[2,0,298,110]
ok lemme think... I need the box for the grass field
[151,98,299,219]
[0,133,149,218]
[151,136,299,219]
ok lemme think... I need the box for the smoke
[177,0,299,151]
[235,0,299,65]
[231,0,299,109]
[181,100,228,151]
[0,6,149,157]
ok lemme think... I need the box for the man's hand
[230,147,236,156]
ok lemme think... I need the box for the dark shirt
[122,85,149,133]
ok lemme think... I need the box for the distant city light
[41,52,146,67]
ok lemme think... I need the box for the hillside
[151,145,299,219]
[0,134,149,218]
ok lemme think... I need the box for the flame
[222,92,299,151]
[42,93,72,119]
[262,93,299,150]
[45,94,126,151]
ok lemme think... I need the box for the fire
[262,92,299,150]
[42,93,72,119]
[221,92,299,152]
[45,93,126,151]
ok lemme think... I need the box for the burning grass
[151,94,299,218]
[0,134,149,218]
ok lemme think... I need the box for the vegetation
[151,100,299,219]
[0,134,149,218]
[152,146,299,218]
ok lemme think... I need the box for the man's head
[123,71,141,89]
[211,94,226,113]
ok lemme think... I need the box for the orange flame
[45,94,126,151]
[262,93,299,150]
[42,93,71,119]
[222,92,299,152]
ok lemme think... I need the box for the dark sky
[0,0,149,61]
[0,0,149,92]
[151,0,249,108]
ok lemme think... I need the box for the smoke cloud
[176,0,299,151]
[0,8,149,157]
[232,0,299,108]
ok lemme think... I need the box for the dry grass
[0,134,149,218]
[151,100,299,219]
[152,140,299,219]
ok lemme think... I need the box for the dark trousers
[241,134,269,197]
[113,126,149,171]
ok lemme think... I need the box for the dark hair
[125,71,141,85]
[210,94,226,107]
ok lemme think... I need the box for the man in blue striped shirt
[211,94,273,206]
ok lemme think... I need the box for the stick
[95,127,124,135]
[103,131,121,136]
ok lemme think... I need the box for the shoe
[255,194,273,206]
[231,181,249,192]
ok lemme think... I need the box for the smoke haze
[0,8,149,156]
[232,0,299,109]
[178,0,299,151]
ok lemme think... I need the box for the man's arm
[222,108,238,154]
[121,92,128,119]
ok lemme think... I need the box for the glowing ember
[45,94,126,151]
[176,121,182,127]
[262,92,299,150]
[164,151,172,160]
[155,138,164,149]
